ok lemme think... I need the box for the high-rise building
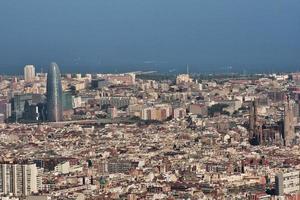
[12,94,34,121]
[24,65,35,82]
[275,170,300,196]
[46,62,63,122]
[0,163,42,196]
[11,94,45,122]
[141,104,172,121]
[0,99,11,120]
[62,91,74,111]
[284,96,296,146]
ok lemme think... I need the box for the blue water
[0,0,299,75]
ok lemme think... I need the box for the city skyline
[1,1,300,199]
[1,61,300,199]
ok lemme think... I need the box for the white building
[0,163,42,196]
[76,74,82,79]
[54,161,70,174]
[73,96,82,108]
[54,161,82,175]
[176,74,193,85]
[24,65,36,82]
[275,170,300,196]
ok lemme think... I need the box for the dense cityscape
[0,63,299,199]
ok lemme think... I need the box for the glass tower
[46,62,63,122]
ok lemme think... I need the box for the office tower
[12,94,45,122]
[62,91,74,111]
[0,99,11,120]
[12,94,34,121]
[24,65,36,82]
[284,96,295,146]
[46,62,63,122]
[23,100,47,122]
[0,163,42,196]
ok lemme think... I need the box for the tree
[207,103,229,117]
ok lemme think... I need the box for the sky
[0,0,300,74]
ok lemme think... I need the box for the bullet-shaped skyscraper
[47,62,63,122]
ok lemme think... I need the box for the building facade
[284,98,296,146]
[0,163,42,196]
[46,62,63,122]
[275,170,300,196]
[24,65,35,82]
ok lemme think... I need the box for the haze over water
[0,0,300,74]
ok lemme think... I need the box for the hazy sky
[0,0,300,74]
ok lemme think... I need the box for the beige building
[176,74,193,85]
[284,98,296,146]
[189,103,207,116]
[24,65,35,82]
[173,107,186,119]
[141,104,172,121]
[275,170,300,196]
